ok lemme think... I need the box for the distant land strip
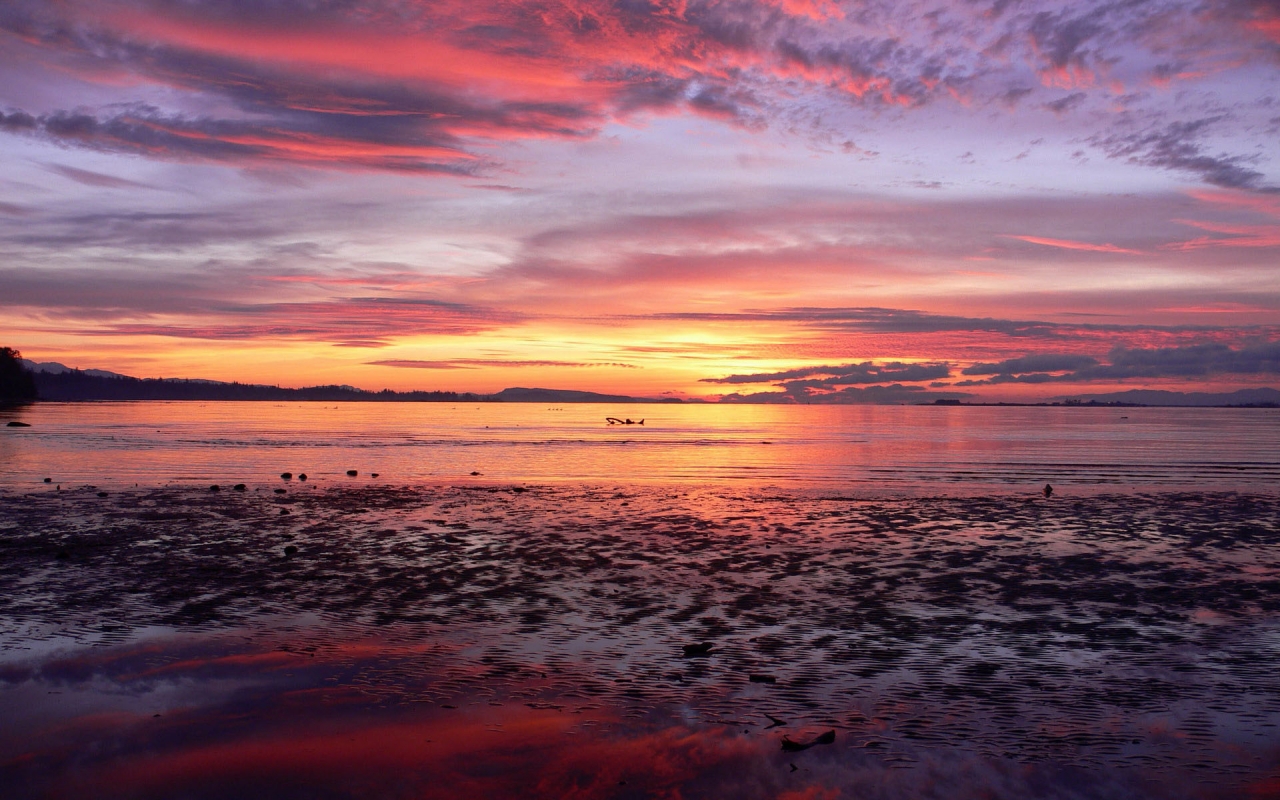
[12,359,1280,407]
[18,361,678,404]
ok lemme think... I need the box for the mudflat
[1,484,1278,799]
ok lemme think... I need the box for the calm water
[2,401,1278,492]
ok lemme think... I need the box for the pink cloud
[1166,219,1280,250]
[1002,235,1145,255]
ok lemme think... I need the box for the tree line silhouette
[2,348,490,402]
[0,347,38,405]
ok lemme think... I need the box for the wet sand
[1,483,1278,798]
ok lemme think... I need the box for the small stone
[781,730,835,752]
[470,471,482,476]
[233,483,246,491]
[43,477,52,483]
[209,485,220,492]
[682,642,714,657]
[274,488,287,494]
[371,473,379,478]
[281,472,293,480]
[346,470,358,477]
[279,508,290,515]
[298,473,307,481]
[97,491,108,497]
[749,674,777,684]
[6,421,31,427]
[284,545,299,557]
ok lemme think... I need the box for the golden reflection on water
[2,402,1279,491]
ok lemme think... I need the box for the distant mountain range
[18,361,673,403]
[22,360,133,380]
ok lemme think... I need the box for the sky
[1,0,1278,402]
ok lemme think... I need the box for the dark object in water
[274,488,287,494]
[682,642,714,657]
[749,674,777,684]
[781,730,835,752]
[298,473,307,481]
[965,661,1002,677]
[283,545,298,558]
[764,714,786,729]
[371,473,379,478]
[55,550,70,561]
[606,417,645,425]
[233,483,246,492]
[279,508,290,515]
[43,478,51,483]
[1043,483,1053,498]
[209,485,220,492]
[789,764,798,772]
[346,470,358,477]
[281,472,292,480]
[6,421,31,427]
[470,471,482,476]
[96,491,108,498]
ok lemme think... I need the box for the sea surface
[1,400,1278,492]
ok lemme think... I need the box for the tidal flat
[1,483,1278,799]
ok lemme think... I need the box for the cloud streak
[371,359,637,369]
[701,361,951,385]
[956,342,1280,384]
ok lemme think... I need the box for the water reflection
[2,402,1278,491]
[2,631,1267,800]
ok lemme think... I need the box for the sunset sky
[1,0,1278,401]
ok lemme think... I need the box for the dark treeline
[1,347,38,405]
[32,369,491,402]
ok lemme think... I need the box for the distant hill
[1061,388,1280,407]
[490,387,679,403]
[21,359,135,380]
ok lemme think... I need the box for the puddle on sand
[3,627,1275,800]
